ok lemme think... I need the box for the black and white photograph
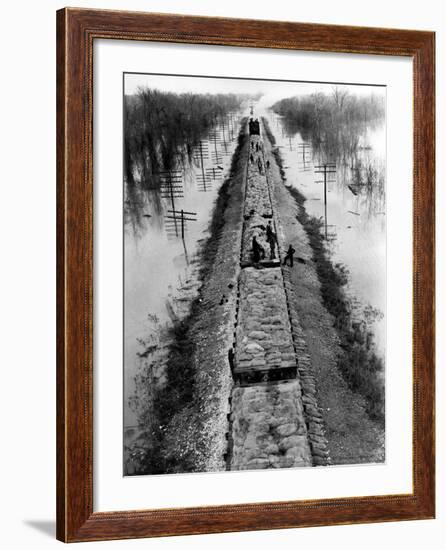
[123,73,386,476]
[1,0,440,547]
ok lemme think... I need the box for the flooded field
[261,101,386,357]
[124,114,243,428]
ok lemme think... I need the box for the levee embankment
[151,123,249,473]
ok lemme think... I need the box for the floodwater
[124,115,243,427]
[261,106,386,358]
[124,98,387,430]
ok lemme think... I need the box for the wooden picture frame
[56,7,435,542]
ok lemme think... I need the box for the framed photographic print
[56,8,435,542]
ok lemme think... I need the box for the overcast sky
[124,72,385,108]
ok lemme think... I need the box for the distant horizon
[124,72,386,105]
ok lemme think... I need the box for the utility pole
[314,162,336,240]
[298,142,311,167]
[212,131,219,159]
[199,140,206,189]
[221,117,228,153]
[228,112,234,141]
[157,170,184,237]
[206,166,224,182]
[297,143,311,173]
[209,131,223,165]
[165,209,197,240]
[194,140,210,192]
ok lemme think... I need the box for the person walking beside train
[283,244,296,267]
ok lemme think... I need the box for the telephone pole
[165,209,197,240]
[193,140,210,192]
[156,170,184,237]
[298,142,311,164]
[314,162,336,240]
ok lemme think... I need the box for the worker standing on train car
[266,221,273,241]
[266,228,277,260]
[252,236,265,263]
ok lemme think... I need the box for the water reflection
[124,113,243,427]
[263,107,386,357]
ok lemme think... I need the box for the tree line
[123,88,245,230]
[124,89,244,187]
[272,88,385,164]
